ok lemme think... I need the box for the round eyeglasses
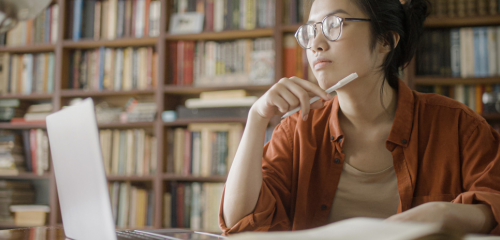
[295,14,371,49]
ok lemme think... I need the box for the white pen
[281,72,359,119]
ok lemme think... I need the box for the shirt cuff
[452,191,500,235]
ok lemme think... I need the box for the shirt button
[401,139,407,144]
[334,158,341,164]
[321,205,327,210]
[331,136,334,141]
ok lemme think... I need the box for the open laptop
[46,98,227,240]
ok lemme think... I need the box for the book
[227,217,462,240]
[185,96,258,108]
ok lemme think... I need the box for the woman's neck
[336,75,398,129]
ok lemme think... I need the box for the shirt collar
[328,78,415,147]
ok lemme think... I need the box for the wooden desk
[0,227,65,240]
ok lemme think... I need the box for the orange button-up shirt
[218,79,500,235]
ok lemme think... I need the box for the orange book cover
[475,85,483,114]
[283,35,297,78]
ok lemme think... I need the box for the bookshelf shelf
[482,113,500,121]
[0,44,56,53]
[414,76,500,85]
[282,24,301,33]
[163,174,227,182]
[62,37,158,49]
[164,28,274,41]
[97,122,155,129]
[424,15,500,28]
[107,175,155,181]
[164,118,247,126]
[164,84,272,95]
[0,122,46,129]
[0,93,53,100]
[60,89,155,97]
[0,173,51,180]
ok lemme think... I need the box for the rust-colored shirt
[218,79,500,235]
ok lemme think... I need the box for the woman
[219,0,500,236]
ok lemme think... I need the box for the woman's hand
[385,202,496,234]
[251,76,333,121]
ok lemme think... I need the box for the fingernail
[302,114,308,121]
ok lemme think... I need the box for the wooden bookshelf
[0,44,55,53]
[0,93,53,100]
[0,122,46,129]
[0,173,52,180]
[164,28,274,41]
[164,84,272,95]
[414,77,500,85]
[163,174,227,182]
[107,175,155,181]
[60,89,155,97]
[424,15,500,28]
[164,118,247,126]
[62,37,158,49]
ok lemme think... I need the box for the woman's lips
[314,61,332,70]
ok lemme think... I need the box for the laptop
[46,98,227,240]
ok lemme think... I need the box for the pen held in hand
[281,73,359,119]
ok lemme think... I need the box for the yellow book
[199,89,249,99]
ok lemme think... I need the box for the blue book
[73,0,83,41]
[45,8,50,43]
[98,47,105,91]
[47,53,54,93]
[481,27,489,77]
[450,29,461,77]
[473,27,482,77]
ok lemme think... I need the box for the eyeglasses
[295,14,371,49]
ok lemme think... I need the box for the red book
[144,0,151,36]
[30,129,37,174]
[283,48,297,78]
[176,183,184,228]
[183,41,194,86]
[205,0,214,32]
[183,129,192,176]
[10,118,46,125]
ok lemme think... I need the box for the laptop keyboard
[117,230,169,240]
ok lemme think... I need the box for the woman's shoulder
[412,90,487,126]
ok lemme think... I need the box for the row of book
[108,182,154,228]
[69,0,161,41]
[282,0,311,25]
[430,0,499,18]
[417,26,500,78]
[283,34,316,81]
[0,4,58,46]
[0,53,55,95]
[166,123,243,177]
[172,0,276,32]
[68,47,158,91]
[168,38,274,86]
[163,182,224,233]
[0,181,36,223]
[416,83,500,115]
[99,129,157,176]
[0,129,49,176]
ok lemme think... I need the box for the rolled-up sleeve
[452,120,500,235]
[218,118,295,236]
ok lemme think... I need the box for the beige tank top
[328,161,400,223]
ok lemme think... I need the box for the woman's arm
[222,77,332,229]
[386,202,496,234]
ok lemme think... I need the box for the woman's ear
[379,31,401,53]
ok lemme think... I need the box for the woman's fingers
[285,82,313,118]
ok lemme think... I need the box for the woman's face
[306,0,380,90]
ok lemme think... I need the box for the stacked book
[68,47,158,91]
[9,205,50,227]
[1,4,58,46]
[69,0,161,41]
[429,0,499,18]
[172,0,276,32]
[282,0,312,25]
[177,90,253,120]
[0,180,35,224]
[417,83,500,115]
[19,103,53,124]
[163,182,224,233]
[169,37,275,86]
[99,129,157,176]
[283,34,316,80]
[0,131,25,176]
[124,98,157,122]
[418,27,500,78]
[0,53,55,95]
[166,123,243,176]
[108,182,154,228]
[0,100,26,122]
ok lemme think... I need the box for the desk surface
[0,227,65,240]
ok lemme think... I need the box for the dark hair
[351,0,430,92]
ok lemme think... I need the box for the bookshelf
[1,0,499,232]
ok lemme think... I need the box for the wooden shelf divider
[60,89,155,97]
[0,44,56,53]
[424,15,500,28]
[414,76,500,85]
[165,28,274,41]
[62,37,158,49]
